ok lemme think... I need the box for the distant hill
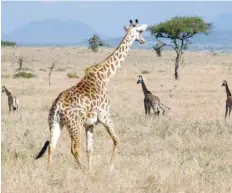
[2,18,109,45]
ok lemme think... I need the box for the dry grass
[1,47,232,193]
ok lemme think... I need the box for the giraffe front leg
[69,131,82,170]
[85,125,94,172]
[225,106,228,120]
[8,104,12,114]
[144,101,148,115]
[98,111,119,171]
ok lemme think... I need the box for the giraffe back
[48,77,109,127]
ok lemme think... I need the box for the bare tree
[18,56,24,71]
[48,62,56,87]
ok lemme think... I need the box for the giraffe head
[137,75,143,84]
[222,80,227,87]
[124,19,148,44]
[2,86,6,93]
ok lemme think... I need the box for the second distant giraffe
[137,75,170,116]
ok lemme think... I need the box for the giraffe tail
[160,103,170,110]
[35,140,50,159]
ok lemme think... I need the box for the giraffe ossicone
[35,19,148,172]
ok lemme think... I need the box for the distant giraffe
[136,75,170,116]
[35,19,148,172]
[222,80,232,119]
[1,86,19,113]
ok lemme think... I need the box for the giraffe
[35,19,148,172]
[2,86,19,113]
[222,80,232,119]
[136,75,170,116]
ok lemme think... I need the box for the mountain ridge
[2,18,110,44]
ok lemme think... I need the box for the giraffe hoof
[109,165,114,173]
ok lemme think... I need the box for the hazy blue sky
[2,1,232,37]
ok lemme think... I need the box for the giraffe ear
[124,25,129,32]
[136,24,148,32]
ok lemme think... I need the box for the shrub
[67,73,79,79]
[88,34,107,52]
[13,72,37,79]
[1,74,10,79]
[141,70,150,74]
[56,68,66,72]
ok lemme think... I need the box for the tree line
[1,40,16,47]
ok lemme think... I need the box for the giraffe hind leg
[67,123,83,170]
[48,121,61,169]
[159,105,165,115]
[151,105,159,116]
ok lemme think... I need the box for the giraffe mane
[84,28,132,76]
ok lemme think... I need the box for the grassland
[1,47,232,193]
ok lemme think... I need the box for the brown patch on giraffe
[111,63,115,71]
[98,68,104,72]
[107,69,111,77]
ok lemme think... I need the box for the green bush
[141,70,150,74]
[13,72,37,79]
[67,73,79,79]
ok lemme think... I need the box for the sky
[2,1,232,37]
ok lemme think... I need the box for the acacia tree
[88,34,107,52]
[148,16,212,79]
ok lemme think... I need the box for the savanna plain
[1,47,232,193]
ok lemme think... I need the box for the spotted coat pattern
[36,20,148,171]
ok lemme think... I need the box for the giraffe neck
[141,80,150,96]
[225,84,232,97]
[85,30,136,84]
[4,87,12,97]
